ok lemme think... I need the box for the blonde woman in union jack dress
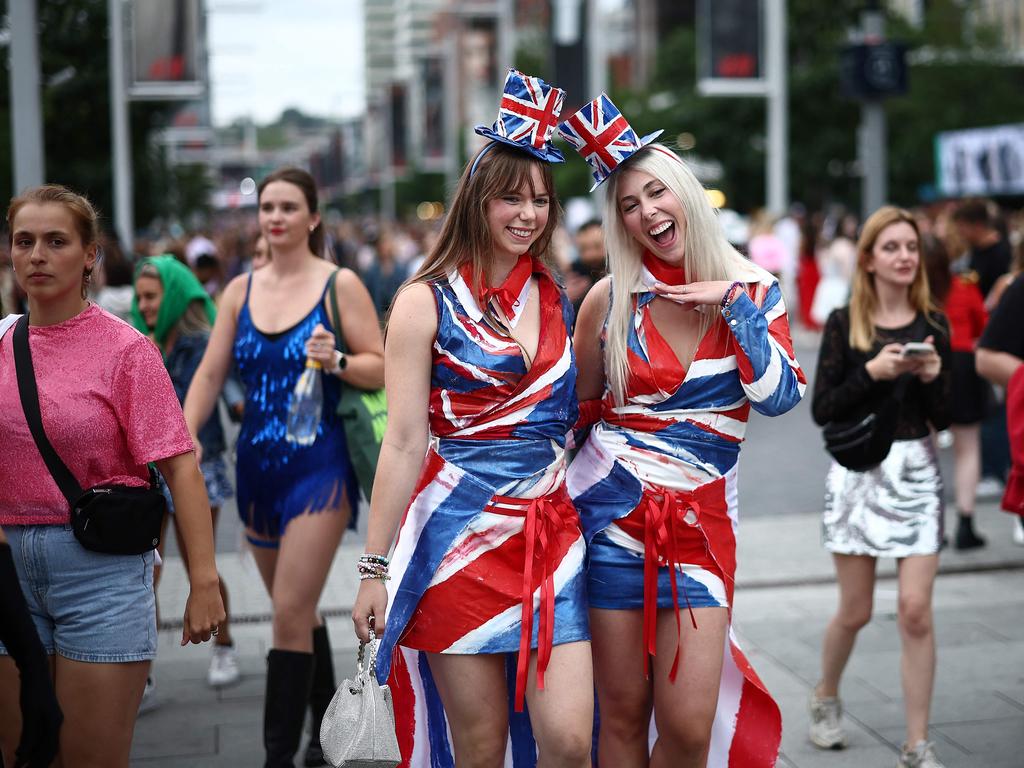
[352,70,592,768]
[559,97,806,768]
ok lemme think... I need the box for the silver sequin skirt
[823,437,944,558]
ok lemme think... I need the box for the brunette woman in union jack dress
[352,70,592,768]
[559,97,806,768]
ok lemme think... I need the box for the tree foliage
[554,0,1024,212]
[0,0,188,233]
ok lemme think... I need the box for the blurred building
[359,0,693,208]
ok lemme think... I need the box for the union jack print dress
[567,264,806,768]
[376,261,589,768]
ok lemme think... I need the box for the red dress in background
[797,245,821,330]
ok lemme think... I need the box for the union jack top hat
[557,93,664,191]
[474,68,566,164]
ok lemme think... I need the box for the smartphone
[901,342,935,358]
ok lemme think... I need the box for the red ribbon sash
[616,478,732,682]
[490,488,578,711]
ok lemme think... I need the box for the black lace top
[811,307,952,440]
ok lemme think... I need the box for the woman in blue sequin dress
[183,167,384,767]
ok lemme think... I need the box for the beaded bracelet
[359,553,390,567]
[357,561,390,582]
[720,281,744,310]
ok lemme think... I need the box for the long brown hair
[409,143,561,301]
[921,234,952,307]
[849,206,935,351]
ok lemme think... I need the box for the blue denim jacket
[165,332,242,458]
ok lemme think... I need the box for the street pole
[109,0,134,247]
[766,0,788,214]
[9,0,45,192]
[860,2,887,218]
[381,93,396,222]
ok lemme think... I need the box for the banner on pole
[936,124,1024,198]
[128,0,204,100]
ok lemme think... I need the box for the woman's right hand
[353,578,388,642]
[865,343,914,381]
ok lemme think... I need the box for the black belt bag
[13,315,165,555]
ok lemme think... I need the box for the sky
[207,0,365,126]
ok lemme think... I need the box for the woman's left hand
[653,280,740,308]
[908,335,942,384]
[304,323,338,369]
[181,578,226,646]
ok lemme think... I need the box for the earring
[309,225,316,232]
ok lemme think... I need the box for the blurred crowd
[3,196,1020,336]
[1,195,1020,538]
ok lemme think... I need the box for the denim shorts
[0,524,157,663]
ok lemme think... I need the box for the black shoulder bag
[13,315,165,555]
[822,375,910,472]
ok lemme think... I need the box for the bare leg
[54,656,150,768]
[589,608,651,768]
[818,554,877,698]
[951,424,981,515]
[270,506,350,651]
[650,607,729,768]
[426,653,510,768]
[524,641,593,768]
[896,554,939,745]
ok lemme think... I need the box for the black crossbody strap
[12,315,84,506]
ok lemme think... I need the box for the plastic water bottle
[285,359,323,445]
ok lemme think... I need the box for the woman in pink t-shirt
[0,185,225,768]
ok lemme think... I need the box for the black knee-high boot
[264,649,315,768]
[303,624,337,767]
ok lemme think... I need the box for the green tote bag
[326,271,387,502]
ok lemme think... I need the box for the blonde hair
[849,206,935,351]
[409,143,560,300]
[603,144,760,405]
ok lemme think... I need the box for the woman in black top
[807,207,952,768]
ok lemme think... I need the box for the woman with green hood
[133,254,242,692]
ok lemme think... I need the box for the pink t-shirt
[0,305,194,525]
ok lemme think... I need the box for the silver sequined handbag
[320,629,401,768]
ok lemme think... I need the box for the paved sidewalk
[134,501,1024,767]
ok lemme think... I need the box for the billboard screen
[936,124,1024,198]
[129,0,204,100]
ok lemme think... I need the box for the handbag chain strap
[357,627,379,676]
[12,314,86,506]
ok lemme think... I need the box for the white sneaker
[976,477,1005,500]
[897,740,946,768]
[207,644,241,688]
[1013,516,1024,546]
[138,675,160,715]
[808,689,846,749]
